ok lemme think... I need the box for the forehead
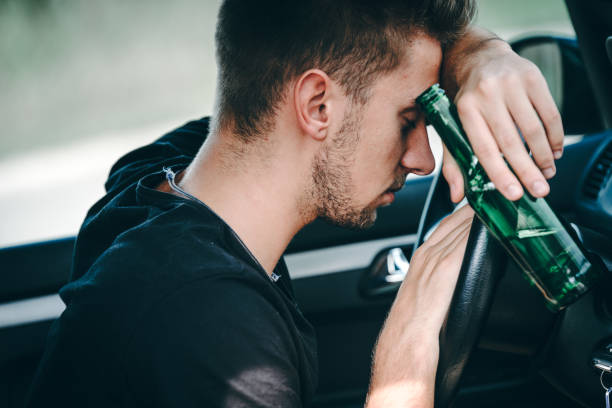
[370,33,443,106]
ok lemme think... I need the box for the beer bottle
[416,84,602,311]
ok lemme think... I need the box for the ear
[294,69,334,141]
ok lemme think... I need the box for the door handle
[359,247,410,298]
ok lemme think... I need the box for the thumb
[442,145,465,203]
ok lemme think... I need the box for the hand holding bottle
[440,26,564,202]
[417,84,602,312]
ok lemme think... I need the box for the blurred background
[0,0,574,247]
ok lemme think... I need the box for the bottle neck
[424,96,475,176]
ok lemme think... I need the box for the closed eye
[401,120,416,138]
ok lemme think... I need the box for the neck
[179,128,315,275]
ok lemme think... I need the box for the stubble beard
[310,107,378,230]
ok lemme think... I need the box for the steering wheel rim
[414,169,508,407]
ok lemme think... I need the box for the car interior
[1,0,611,407]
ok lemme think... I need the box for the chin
[322,208,377,230]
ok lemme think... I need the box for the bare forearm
[366,335,438,408]
[365,206,475,408]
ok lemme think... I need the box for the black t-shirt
[26,118,318,407]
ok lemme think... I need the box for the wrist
[460,34,509,56]
[441,26,511,97]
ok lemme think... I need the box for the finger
[410,215,471,284]
[423,218,472,284]
[456,98,524,200]
[522,65,565,158]
[435,219,472,270]
[423,205,474,249]
[428,216,472,258]
[441,146,465,203]
[482,97,550,198]
[505,86,556,179]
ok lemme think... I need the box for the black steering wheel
[413,168,508,407]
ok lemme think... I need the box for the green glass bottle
[416,84,601,311]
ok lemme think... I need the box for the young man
[27,1,563,407]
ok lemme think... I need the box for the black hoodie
[26,118,318,408]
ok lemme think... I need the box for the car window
[0,0,573,248]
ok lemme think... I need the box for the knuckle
[523,59,539,71]
[471,141,497,160]
[501,73,521,88]
[455,94,476,115]
[496,131,516,150]
[476,77,496,96]
[523,64,543,85]
[542,108,561,125]
[552,137,564,149]
[534,154,555,169]
[521,122,544,140]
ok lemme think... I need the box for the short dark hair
[214,0,476,140]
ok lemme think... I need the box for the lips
[381,177,406,200]
[381,186,401,204]
[386,182,405,194]
[387,175,408,194]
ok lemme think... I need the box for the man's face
[313,33,441,229]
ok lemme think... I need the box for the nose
[400,121,435,175]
